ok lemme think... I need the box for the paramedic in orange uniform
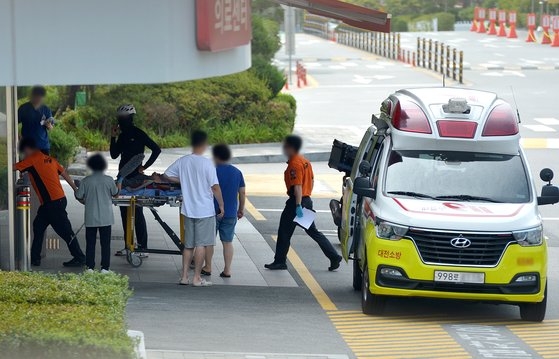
[265,135,342,271]
[14,138,86,267]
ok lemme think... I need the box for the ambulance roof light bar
[482,103,519,136]
[392,100,432,134]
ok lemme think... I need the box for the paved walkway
[147,350,349,359]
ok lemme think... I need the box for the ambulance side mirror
[353,177,376,198]
[538,168,559,205]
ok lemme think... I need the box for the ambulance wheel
[520,285,547,322]
[362,259,386,315]
[127,252,143,268]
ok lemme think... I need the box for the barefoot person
[14,138,86,267]
[265,135,342,271]
[158,131,224,287]
[201,144,245,278]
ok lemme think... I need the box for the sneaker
[85,268,94,273]
[138,252,149,258]
[100,269,112,274]
[63,257,85,267]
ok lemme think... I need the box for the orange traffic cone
[526,27,536,42]
[542,28,552,44]
[497,22,507,37]
[508,23,518,38]
[487,20,497,35]
[552,30,559,47]
[470,20,478,32]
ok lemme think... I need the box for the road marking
[271,235,337,311]
[245,199,266,221]
[256,208,330,213]
[329,311,470,359]
[508,320,559,358]
[523,125,556,133]
[535,118,559,126]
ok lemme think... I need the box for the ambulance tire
[362,258,386,315]
[519,285,547,322]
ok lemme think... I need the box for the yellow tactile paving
[328,311,471,359]
[507,320,559,359]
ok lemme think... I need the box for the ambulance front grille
[408,229,515,267]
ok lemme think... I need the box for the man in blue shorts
[202,144,246,278]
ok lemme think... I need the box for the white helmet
[116,104,136,116]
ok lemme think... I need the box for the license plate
[434,271,484,284]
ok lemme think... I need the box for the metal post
[440,43,445,74]
[284,6,296,86]
[417,37,421,67]
[459,51,464,84]
[422,38,427,68]
[397,33,401,61]
[452,48,457,81]
[15,182,31,271]
[434,41,439,72]
[428,39,433,70]
[446,45,451,77]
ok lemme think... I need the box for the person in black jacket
[110,104,161,256]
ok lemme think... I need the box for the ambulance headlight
[513,226,543,246]
[375,220,408,240]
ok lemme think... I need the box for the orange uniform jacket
[284,155,314,197]
[15,151,66,205]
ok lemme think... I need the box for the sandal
[220,272,231,278]
[193,279,213,287]
[178,278,190,286]
[201,269,212,276]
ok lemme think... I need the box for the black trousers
[86,226,111,270]
[274,196,340,264]
[31,197,85,262]
[119,206,148,248]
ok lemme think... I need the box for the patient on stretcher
[118,172,181,197]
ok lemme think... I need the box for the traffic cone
[552,30,559,47]
[477,20,486,33]
[470,20,478,32]
[487,20,497,35]
[497,22,507,37]
[526,27,536,42]
[542,28,552,44]
[508,23,518,38]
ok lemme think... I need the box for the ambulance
[328,87,559,321]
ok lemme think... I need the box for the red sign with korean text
[196,0,252,52]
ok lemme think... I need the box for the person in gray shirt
[75,154,120,272]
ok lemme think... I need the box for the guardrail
[416,38,463,84]
[302,14,464,84]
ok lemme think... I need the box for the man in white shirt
[160,131,224,287]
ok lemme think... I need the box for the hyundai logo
[450,236,472,248]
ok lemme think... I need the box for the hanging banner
[196,0,252,52]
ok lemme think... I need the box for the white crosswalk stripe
[535,117,559,125]
[523,124,557,132]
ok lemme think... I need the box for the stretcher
[113,183,184,267]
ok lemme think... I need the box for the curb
[128,330,147,359]
[231,151,330,164]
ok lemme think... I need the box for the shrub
[0,271,134,359]
[49,126,79,167]
[250,55,286,97]
[275,93,297,112]
[392,15,410,32]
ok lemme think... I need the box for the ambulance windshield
[384,150,531,204]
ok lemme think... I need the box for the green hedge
[0,271,134,359]
[49,126,80,167]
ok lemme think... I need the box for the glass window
[384,150,531,204]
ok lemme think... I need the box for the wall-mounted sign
[196,0,252,52]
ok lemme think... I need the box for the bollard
[434,41,439,73]
[396,33,401,61]
[497,10,508,37]
[446,45,451,78]
[15,183,31,271]
[526,13,537,42]
[508,12,518,38]
[471,7,479,32]
[477,8,487,33]
[416,37,421,67]
[452,48,457,81]
[488,8,498,35]
[459,51,464,84]
[422,38,427,68]
[440,43,445,74]
[428,39,433,70]
[542,14,552,45]
[367,32,371,52]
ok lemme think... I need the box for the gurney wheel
[127,252,143,268]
